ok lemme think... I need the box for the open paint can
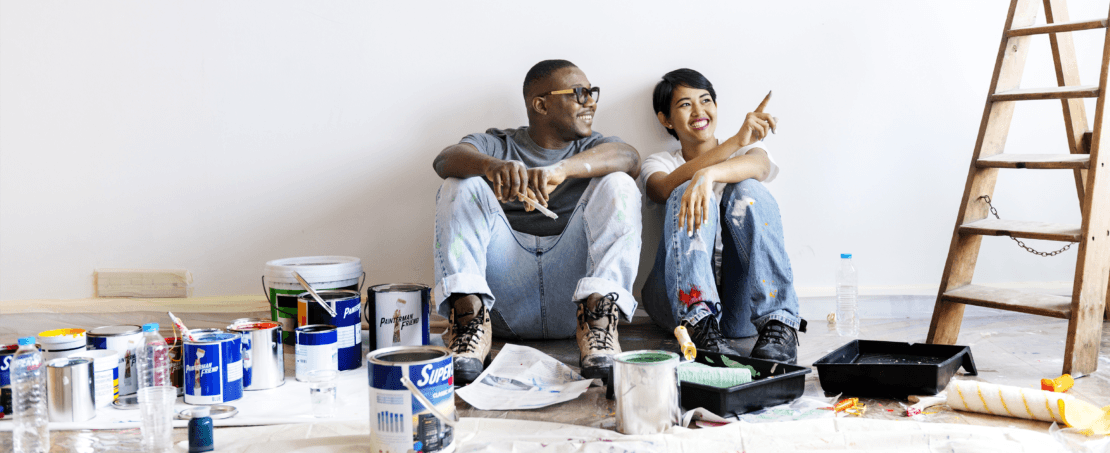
[297,290,362,371]
[228,318,284,390]
[263,256,364,345]
[367,346,455,453]
[36,329,87,361]
[88,325,142,396]
[184,333,243,405]
[367,284,430,351]
[614,350,680,435]
[1,343,18,417]
[46,357,96,422]
[295,324,338,381]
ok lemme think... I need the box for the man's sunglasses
[545,86,600,105]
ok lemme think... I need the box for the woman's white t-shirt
[638,141,780,277]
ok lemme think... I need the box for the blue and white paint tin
[184,333,243,405]
[298,290,362,371]
[72,349,120,408]
[1,343,16,416]
[87,325,143,396]
[367,284,431,352]
[367,346,455,453]
[296,325,338,382]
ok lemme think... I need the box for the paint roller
[945,379,1073,423]
[673,325,754,388]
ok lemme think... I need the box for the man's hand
[735,91,778,148]
[525,164,568,207]
[679,169,716,237]
[484,160,529,201]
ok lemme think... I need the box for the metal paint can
[36,328,88,361]
[184,333,243,405]
[295,325,337,382]
[367,346,455,453]
[367,284,430,351]
[46,357,96,422]
[88,325,143,396]
[298,290,362,371]
[0,343,17,417]
[613,351,681,435]
[228,319,285,390]
[71,349,120,408]
[188,328,222,338]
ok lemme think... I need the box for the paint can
[295,325,338,382]
[188,328,222,338]
[227,318,284,390]
[613,351,681,435]
[88,325,143,396]
[368,346,455,453]
[46,357,96,422]
[367,283,430,351]
[298,290,362,371]
[1,343,17,417]
[36,328,88,361]
[184,333,243,405]
[71,349,120,408]
[263,256,364,345]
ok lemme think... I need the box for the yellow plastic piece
[1058,398,1110,436]
[674,326,695,361]
[1041,374,1074,393]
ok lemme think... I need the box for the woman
[639,68,805,363]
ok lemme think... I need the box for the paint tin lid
[88,325,142,337]
[369,283,430,293]
[177,405,237,420]
[1,343,18,352]
[197,333,238,342]
[228,321,280,332]
[36,329,87,349]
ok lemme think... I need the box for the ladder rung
[959,219,1082,241]
[1007,18,1108,37]
[991,85,1100,101]
[941,285,1071,319]
[976,153,1091,169]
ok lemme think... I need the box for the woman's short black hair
[652,68,716,140]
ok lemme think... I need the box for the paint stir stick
[292,270,338,317]
[520,193,559,220]
[168,311,196,341]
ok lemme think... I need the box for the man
[432,60,641,382]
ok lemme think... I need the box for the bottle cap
[17,337,34,346]
[192,406,211,418]
[841,253,852,259]
[142,323,159,332]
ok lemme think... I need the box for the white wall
[2,0,1104,301]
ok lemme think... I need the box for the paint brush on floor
[520,193,558,219]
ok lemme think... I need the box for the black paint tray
[679,350,812,417]
[813,340,977,398]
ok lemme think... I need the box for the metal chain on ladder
[978,195,1074,257]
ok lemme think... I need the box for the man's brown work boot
[442,294,491,383]
[575,292,622,379]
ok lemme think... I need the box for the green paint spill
[450,233,466,261]
[622,352,673,363]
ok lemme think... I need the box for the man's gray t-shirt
[461,127,624,237]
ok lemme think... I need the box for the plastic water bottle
[12,337,49,453]
[836,253,859,337]
[137,323,170,388]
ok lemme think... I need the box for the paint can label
[296,326,338,381]
[89,363,119,408]
[0,344,15,388]
[298,291,362,371]
[368,347,454,453]
[89,330,142,396]
[184,334,243,404]
[369,285,430,351]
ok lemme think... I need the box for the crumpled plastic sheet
[1049,422,1110,453]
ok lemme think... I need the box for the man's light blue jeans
[433,175,641,340]
[641,179,801,338]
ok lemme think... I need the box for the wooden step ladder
[926,0,1110,375]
